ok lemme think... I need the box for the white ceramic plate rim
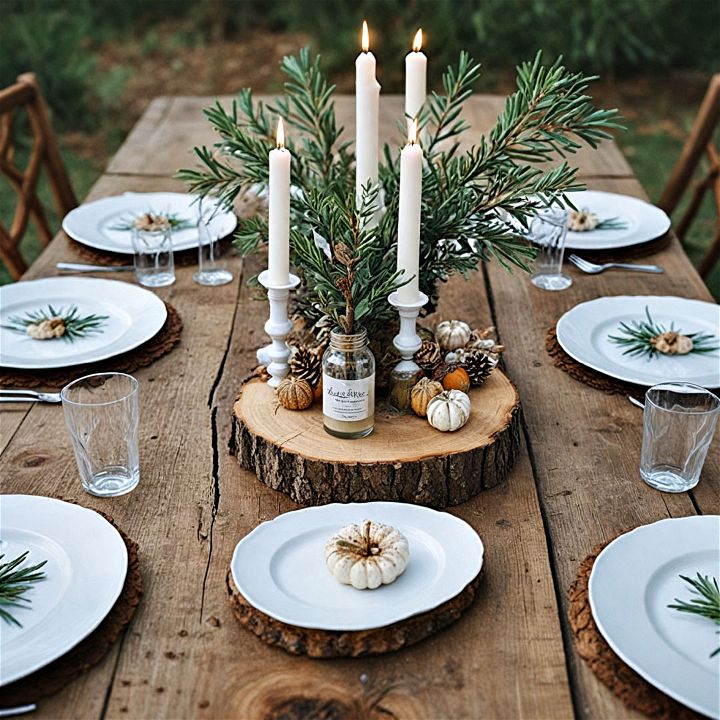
[556,295,720,388]
[589,516,720,718]
[564,190,671,250]
[62,192,237,254]
[0,277,167,369]
[0,495,128,686]
[230,501,484,631]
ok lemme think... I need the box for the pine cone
[432,362,455,382]
[415,339,442,374]
[290,346,322,389]
[462,350,496,387]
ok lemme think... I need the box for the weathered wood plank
[123,251,575,720]
[0,170,243,718]
[484,175,717,719]
[105,95,633,179]
[2,93,714,720]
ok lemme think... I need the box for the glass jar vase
[322,327,375,439]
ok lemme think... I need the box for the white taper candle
[397,120,423,304]
[405,28,427,132]
[268,118,291,286]
[355,20,381,211]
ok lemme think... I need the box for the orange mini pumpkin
[442,366,470,393]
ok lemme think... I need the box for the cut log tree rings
[231,369,521,508]
[226,569,483,658]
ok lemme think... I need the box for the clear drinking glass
[193,198,233,286]
[61,372,140,497]
[131,226,175,287]
[640,382,720,493]
[530,206,572,291]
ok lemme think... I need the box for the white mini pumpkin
[426,389,471,432]
[435,320,471,351]
[325,519,410,590]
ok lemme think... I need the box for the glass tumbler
[640,382,720,493]
[529,206,572,291]
[193,198,233,286]
[131,226,175,287]
[61,372,140,497]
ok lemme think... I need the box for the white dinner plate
[0,277,167,369]
[556,296,720,388]
[230,502,484,631]
[589,516,720,718]
[0,495,128,686]
[62,192,237,254]
[564,190,671,250]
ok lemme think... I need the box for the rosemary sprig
[0,551,47,627]
[2,304,109,342]
[668,573,720,658]
[108,210,194,232]
[595,216,628,230]
[608,306,719,358]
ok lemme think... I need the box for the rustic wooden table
[2,95,718,719]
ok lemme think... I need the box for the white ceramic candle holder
[388,290,429,410]
[256,270,301,388]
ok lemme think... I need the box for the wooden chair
[659,74,720,278]
[0,73,77,280]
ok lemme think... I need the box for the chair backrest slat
[0,73,77,280]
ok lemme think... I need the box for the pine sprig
[668,573,720,657]
[609,306,719,358]
[3,304,109,342]
[291,184,402,335]
[178,47,622,323]
[0,551,47,627]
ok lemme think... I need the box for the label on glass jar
[323,373,375,422]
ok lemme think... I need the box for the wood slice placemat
[227,568,483,658]
[231,373,521,508]
[0,511,142,706]
[0,302,182,389]
[568,533,703,720]
[546,327,646,401]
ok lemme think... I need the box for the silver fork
[568,254,663,275]
[0,389,62,403]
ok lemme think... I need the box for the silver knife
[0,704,37,717]
[56,262,133,273]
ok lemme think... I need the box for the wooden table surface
[2,95,718,720]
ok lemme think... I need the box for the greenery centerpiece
[178,48,620,342]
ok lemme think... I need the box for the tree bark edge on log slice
[231,371,521,508]
[226,569,484,658]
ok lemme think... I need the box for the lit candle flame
[276,117,285,149]
[412,28,422,52]
[408,118,418,145]
[361,20,369,52]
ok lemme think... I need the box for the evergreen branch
[0,552,47,627]
[609,306,719,358]
[668,573,720,658]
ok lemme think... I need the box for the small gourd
[276,376,313,410]
[325,520,410,590]
[435,320,472,351]
[410,377,443,417]
[442,366,470,393]
[426,389,471,432]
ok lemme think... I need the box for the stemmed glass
[193,197,233,286]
